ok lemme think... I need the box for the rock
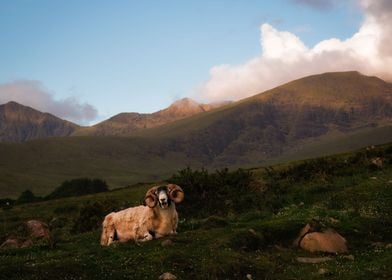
[328,217,340,225]
[161,239,173,247]
[385,243,392,249]
[25,220,50,239]
[371,242,384,248]
[297,257,333,264]
[370,157,383,168]
[246,274,253,280]
[1,220,51,250]
[159,272,177,280]
[248,229,257,235]
[318,268,329,275]
[300,230,348,253]
[295,224,348,253]
[343,255,355,261]
[0,238,22,249]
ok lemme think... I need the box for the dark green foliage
[228,229,266,251]
[16,190,41,204]
[72,200,118,234]
[46,178,109,200]
[169,167,260,218]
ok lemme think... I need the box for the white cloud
[196,0,392,102]
[0,80,98,124]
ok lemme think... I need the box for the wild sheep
[100,184,184,246]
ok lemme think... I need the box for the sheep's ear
[167,184,184,204]
[144,187,158,208]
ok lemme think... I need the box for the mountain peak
[0,101,78,142]
[2,101,25,109]
[169,98,200,108]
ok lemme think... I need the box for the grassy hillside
[1,72,391,198]
[0,126,390,199]
[0,144,391,279]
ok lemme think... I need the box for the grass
[0,144,391,279]
[0,125,390,199]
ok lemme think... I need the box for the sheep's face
[157,186,171,209]
[144,184,184,208]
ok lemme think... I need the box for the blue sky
[0,0,372,124]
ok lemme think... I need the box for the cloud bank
[197,0,392,102]
[0,80,98,124]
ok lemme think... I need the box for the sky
[0,0,391,125]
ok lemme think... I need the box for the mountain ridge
[72,98,232,136]
[0,71,391,197]
[0,101,79,142]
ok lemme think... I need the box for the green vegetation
[0,144,391,279]
[46,178,109,200]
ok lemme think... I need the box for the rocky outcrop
[159,272,177,280]
[295,223,348,253]
[0,220,51,249]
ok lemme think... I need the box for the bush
[46,178,109,200]
[72,200,118,233]
[16,190,41,204]
[168,167,261,218]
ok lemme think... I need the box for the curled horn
[167,184,184,204]
[144,187,158,208]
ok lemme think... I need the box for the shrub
[46,178,109,200]
[16,190,41,204]
[72,200,118,233]
[168,167,261,218]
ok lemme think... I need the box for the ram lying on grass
[100,184,184,246]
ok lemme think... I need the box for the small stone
[343,255,355,261]
[371,242,384,247]
[298,202,305,207]
[161,239,173,247]
[385,243,392,249]
[318,268,328,275]
[0,238,21,249]
[370,177,377,180]
[297,257,333,264]
[328,217,340,224]
[159,272,177,280]
[248,229,257,235]
[246,274,253,280]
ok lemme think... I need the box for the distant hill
[0,101,79,142]
[73,98,232,136]
[0,71,391,197]
[135,71,392,165]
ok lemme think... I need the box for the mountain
[73,98,232,136]
[133,71,392,164]
[0,101,79,142]
[0,71,391,197]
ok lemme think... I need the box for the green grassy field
[0,144,391,279]
[1,125,391,199]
